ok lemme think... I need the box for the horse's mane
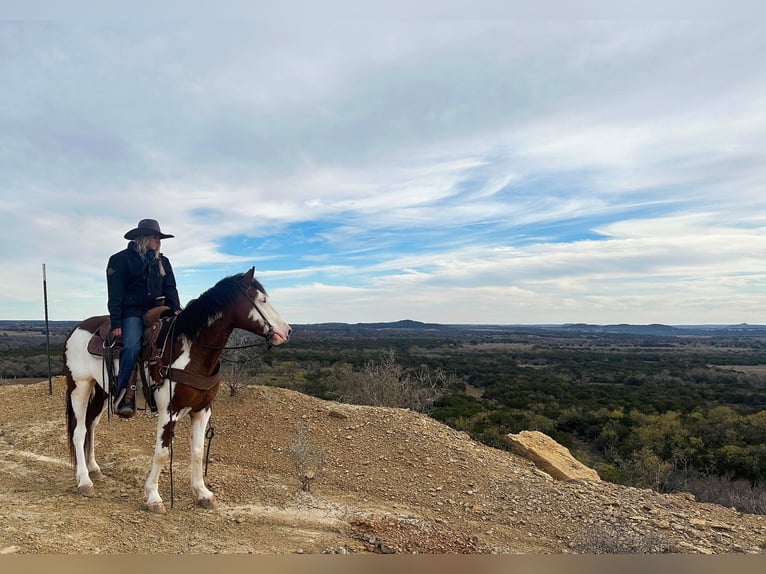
[174,272,266,340]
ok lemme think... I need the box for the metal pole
[43,264,52,395]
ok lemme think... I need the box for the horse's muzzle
[270,326,291,346]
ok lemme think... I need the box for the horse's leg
[144,407,176,514]
[189,408,217,509]
[69,380,96,496]
[86,403,106,479]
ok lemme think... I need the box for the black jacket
[106,242,181,331]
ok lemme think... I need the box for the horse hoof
[78,484,95,497]
[198,496,218,509]
[146,501,167,514]
[89,470,105,481]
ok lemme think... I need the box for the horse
[63,267,290,513]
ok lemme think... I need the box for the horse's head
[234,267,291,345]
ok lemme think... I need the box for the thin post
[43,264,52,395]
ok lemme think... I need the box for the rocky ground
[0,377,765,555]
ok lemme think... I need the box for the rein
[101,338,118,422]
[200,339,273,354]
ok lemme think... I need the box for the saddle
[87,307,175,413]
[86,306,174,360]
[88,306,221,402]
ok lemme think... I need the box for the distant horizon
[4,317,766,329]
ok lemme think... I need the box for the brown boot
[116,399,135,418]
[116,370,137,418]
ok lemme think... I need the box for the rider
[106,219,182,418]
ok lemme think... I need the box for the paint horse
[63,267,290,513]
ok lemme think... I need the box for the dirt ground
[1,377,765,555]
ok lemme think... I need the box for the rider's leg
[115,315,142,417]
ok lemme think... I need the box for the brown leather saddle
[86,307,175,413]
[86,306,174,360]
[87,306,221,396]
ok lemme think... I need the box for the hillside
[0,378,764,554]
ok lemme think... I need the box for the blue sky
[1,17,765,325]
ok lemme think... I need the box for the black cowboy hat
[124,219,175,240]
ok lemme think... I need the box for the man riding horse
[106,218,181,417]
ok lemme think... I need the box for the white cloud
[1,19,765,325]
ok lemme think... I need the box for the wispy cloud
[1,19,764,325]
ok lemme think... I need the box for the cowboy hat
[124,219,175,240]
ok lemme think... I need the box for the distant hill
[308,319,451,330]
[295,320,766,338]
[4,319,766,340]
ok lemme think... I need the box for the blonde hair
[133,236,166,276]
[134,235,153,257]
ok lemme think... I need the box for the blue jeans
[116,315,143,401]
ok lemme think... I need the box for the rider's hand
[111,328,122,338]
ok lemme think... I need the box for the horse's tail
[65,380,78,467]
[63,328,79,467]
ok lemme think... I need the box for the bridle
[236,282,276,350]
[181,281,275,355]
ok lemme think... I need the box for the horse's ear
[240,266,255,287]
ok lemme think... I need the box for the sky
[1,16,765,326]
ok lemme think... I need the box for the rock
[505,431,601,482]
